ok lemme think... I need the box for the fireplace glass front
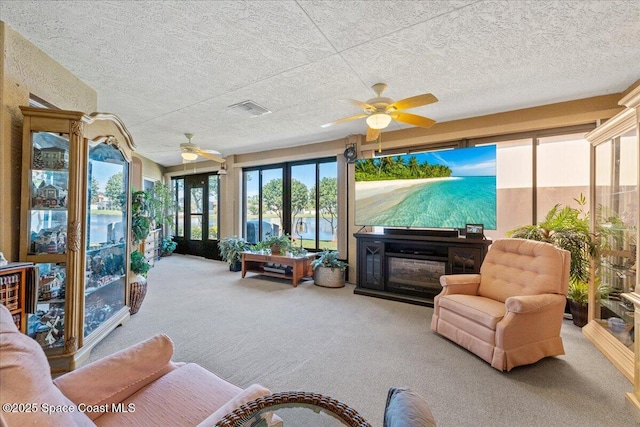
[386,257,445,296]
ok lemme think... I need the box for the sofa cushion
[383,387,436,427]
[93,363,244,426]
[0,305,93,426]
[54,334,176,421]
[438,294,505,330]
[478,239,569,302]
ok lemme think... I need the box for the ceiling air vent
[227,100,271,117]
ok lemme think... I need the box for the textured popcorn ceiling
[1,1,639,166]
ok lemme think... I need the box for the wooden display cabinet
[0,262,36,333]
[19,107,136,373]
[583,83,640,418]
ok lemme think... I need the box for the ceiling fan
[180,133,225,163]
[321,83,438,141]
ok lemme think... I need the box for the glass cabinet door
[28,132,70,255]
[84,143,128,337]
[26,131,70,349]
[593,127,638,349]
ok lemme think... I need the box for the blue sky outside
[391,145,496,177]
[91,161,124,191]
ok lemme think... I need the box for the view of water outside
[245,162,338,249]
[88,160,127,246]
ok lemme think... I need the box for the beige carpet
[88,254,635,426]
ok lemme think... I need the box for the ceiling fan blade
[387,93,438,112]
[340,99,376,110]
[391,112,436,129]
[366,127,380,142]
[321,114,368,128]
[197,150,225,163]
[200,148,222,155]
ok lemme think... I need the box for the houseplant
[507,194,596,325]
[311,249,348,288]
[263,233,292,255]
[130,189,153,314]
[160,238,177,256]
[218,235,250,271]
[566,277,611,327]
[129,249,150,315]
[147,183,175,230]
[131,189,152,245]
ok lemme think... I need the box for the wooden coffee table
[241,252,314,287]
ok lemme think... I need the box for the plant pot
[568,300,588,327]
[129,274,148,315]
[313,266,345,288]
[270,244,281,255]
[229,261,242,272]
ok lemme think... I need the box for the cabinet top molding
[19,106,136,153]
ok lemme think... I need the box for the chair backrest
[0,304,94,426]
[478,238,570,302]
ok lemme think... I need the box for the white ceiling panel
[1,0,639,166]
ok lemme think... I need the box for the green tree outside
[104,172,124,209]
[90,178,99,204]
[310,177,338,236]
[262,178,308,232]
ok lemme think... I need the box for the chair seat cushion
[438,294,506,330]
[94,363,244,427]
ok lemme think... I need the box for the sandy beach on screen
[355,177,458,214]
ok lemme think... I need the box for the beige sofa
[431,238,570,371]
[0,304,279,426]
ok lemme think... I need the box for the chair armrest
[505,294,566,314]
[196,384,275,426]
[54,334,177,420]
[439,274,481,296]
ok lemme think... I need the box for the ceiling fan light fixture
[366,113,392,130]
[181,151,198,161]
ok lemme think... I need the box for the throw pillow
[383,387,436,427]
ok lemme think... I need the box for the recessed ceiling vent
[227,100,271,117]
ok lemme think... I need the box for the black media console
[354,231,492,307]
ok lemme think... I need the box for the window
[243,158,338,250]
[484,138,533,241]
[473,124,594,240]
[536,132,590,220]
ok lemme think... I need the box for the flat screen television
[354,145,496,230]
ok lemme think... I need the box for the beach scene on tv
[355,145,497,229]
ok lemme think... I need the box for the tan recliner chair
[431,238,570,371]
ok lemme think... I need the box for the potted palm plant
[218,236,250,271]
[566,277,611,327]
[311,249,348,288]
[507,194,596,326]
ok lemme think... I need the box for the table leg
[292,261,299,287]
